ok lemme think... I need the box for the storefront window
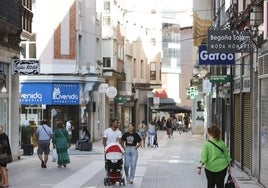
[0,63,9,132]
[0,98,8,127]
[0,63,8,93]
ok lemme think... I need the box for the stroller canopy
[105,142,124,160]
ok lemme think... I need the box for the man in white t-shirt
[66,117,74,144]
[103,119,122,148]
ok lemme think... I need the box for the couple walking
[103,119,141,184]
[36,120,70,168]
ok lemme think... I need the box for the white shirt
[66,121,72,135]
[103,127,122,146]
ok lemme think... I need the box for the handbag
[0,144,12,163]
[224,174,236,188]
[0,152,12,163]
[51,148,57,162]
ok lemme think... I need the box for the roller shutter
[242,93,252,170]
[234,94,241,163]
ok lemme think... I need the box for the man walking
[36,119,52,168]
[103,119,122,148]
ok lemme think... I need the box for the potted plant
[21,125,35,155]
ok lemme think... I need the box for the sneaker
[130,179,133,184]
[126,178,130,183]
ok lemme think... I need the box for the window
[103,57,111,67]
[104,1,111,13]
[150,62,156,80]
[103,16,111,26]
[133,58,136,77]
[141,60,144,79]
[0,63,9,93]
[22,0,33,33]
[20,34,36,59]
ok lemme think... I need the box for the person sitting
[75,126,90,150]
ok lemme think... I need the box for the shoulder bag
[59,129,70,148]
[208,140,224,153]
[42,125,51,139]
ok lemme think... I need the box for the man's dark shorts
[37,140,50,155]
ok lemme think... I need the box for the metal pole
[87,91,92,141]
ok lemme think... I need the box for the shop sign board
[12,59,40,75]
[114,96,127,104]
[207,29,252,53]
[210,75,231,83]
[20,83,80,105]
[199,45,235,65]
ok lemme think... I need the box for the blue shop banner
[20,83,80,105]
[199,45,235,65]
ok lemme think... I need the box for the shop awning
[156,104,191,113]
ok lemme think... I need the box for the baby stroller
[147,132,158,147]
[104,142,125,186]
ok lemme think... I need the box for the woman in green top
[52,121,70,168]
[197,125,232,188]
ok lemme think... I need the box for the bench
[78,141,92,151]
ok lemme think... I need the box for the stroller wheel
[119,178,125,186]
[104,178,108,186]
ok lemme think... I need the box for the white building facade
[20,0,105,142]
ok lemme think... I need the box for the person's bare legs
[142,137,145,147]
[44,154,48,167]
[38,154,44,167]
[0,166,9,187]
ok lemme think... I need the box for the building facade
[20,0,104,142]
[0,0,33,158]
[159,1,194,113]
[193,0,268,186]
[102,0,162,130]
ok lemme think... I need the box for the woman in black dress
[0,125,12,187]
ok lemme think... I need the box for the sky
[161,0,193,27]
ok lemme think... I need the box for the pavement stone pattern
[7,130,264,188]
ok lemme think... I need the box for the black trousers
[205,167,227,188]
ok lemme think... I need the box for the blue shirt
[36,124,52,141]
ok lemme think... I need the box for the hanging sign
[12,59,40,75]
[207,29,252,53]
[199,45,235,65]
